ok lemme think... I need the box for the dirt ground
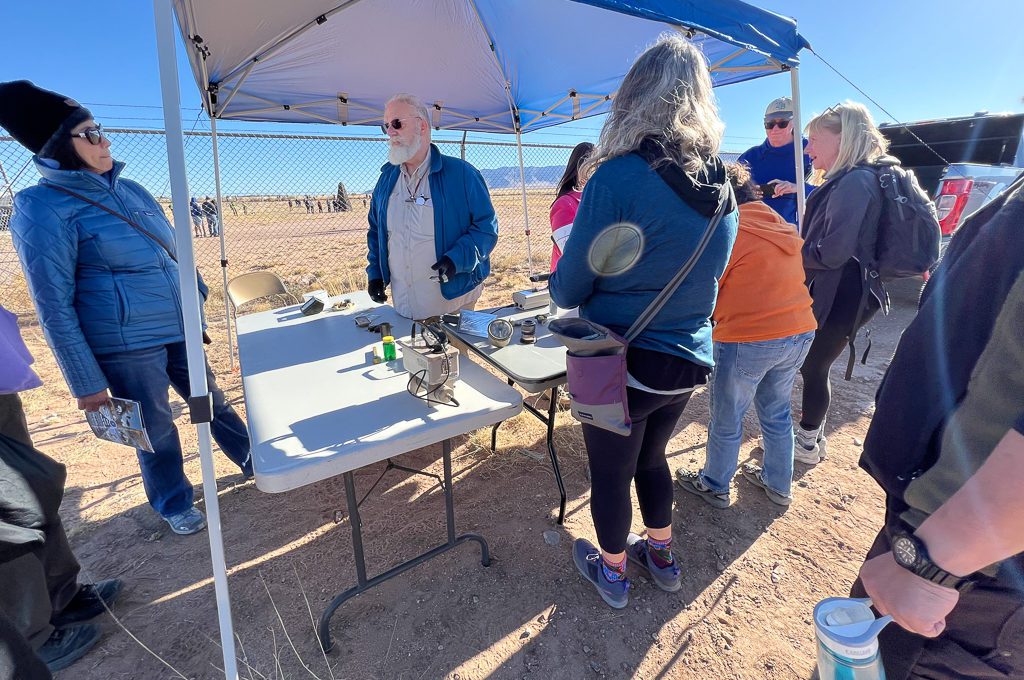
[8,271,927,680]
[3,194,928,679]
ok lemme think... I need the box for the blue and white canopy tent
[151,1,809,676]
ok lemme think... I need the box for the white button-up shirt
[385,152,481,320]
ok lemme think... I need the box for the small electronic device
[397,333,460,407]
[759,182,780,198]
[354,314,374,328]
[300,296,325,316]
[512,288,551,310]
[486,318,514,348]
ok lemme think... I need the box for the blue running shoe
[572,538,629,609]
[626,533,681,592]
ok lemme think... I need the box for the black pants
[800,263,879,430]
[582,387,692,554]
[852,528,1024,679]
[0,434,81,653]
[0,609,51,680]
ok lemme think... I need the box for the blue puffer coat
[10,159,207,398]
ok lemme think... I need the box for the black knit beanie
[0,80,93,162]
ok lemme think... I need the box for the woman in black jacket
[797,101,890,463]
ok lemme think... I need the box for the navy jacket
[366,145,498,300]
[738,138,811,225]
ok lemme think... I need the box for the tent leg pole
[154,3,239,679]
[515,128,535,280]
[210,116,235,371]
[460,131,467,161]
[790,67,807,235]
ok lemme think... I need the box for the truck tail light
[935,179,974,235]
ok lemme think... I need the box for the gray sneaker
[163,507,207,535]
[794,426,822,465]
[675,469,730,509]
[741,464,792,506]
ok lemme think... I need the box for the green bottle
[382,335,397,362]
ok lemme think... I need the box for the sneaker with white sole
[675,469,730,509]
[794,426,822,465]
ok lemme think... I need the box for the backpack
[869,163,941,279]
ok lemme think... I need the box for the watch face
[488,318,513,342]
[893,536,918,567]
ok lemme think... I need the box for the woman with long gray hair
[549,35,737,609]
[795,101,891,465]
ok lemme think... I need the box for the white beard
[388,129,423,166]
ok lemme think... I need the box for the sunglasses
[70,125,106,145]
[380,117,421,134]
[764,119,791,130]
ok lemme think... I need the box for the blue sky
[1,0,1022,175]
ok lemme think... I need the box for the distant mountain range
[479,153,742,190]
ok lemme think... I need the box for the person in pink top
[549,142,594,272]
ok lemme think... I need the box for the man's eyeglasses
[764,119,791,130]
[380,117,421,134]
[70,125,106,145]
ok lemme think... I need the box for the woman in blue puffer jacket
[0,81,250,536]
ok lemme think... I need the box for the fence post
[460,131,467,161]
[210,116,235,371]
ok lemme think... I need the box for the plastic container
[813,598,892,680]
[382,335,397,362]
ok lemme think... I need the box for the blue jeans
[95,341,251,517]
[700,331,814,498]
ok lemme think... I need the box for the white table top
[443,306,571,394]
[236,292,523,493]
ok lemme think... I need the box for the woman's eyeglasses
[70,125,106,145]
[764,119,791,130]
[380,117,421,134]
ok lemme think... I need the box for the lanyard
[404,167,429,205]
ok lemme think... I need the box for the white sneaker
[794,426,822,465]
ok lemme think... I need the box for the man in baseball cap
[737,96,812,226]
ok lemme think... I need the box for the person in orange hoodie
[676,163,817,508]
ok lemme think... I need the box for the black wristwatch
[891,531,975,592]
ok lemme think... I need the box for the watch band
[892,531,975,592]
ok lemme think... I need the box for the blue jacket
[10,159,206,397]
[738,138,812,225]
[549,154,738,369]
[366,144,498,299]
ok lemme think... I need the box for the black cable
[808,48,971,181]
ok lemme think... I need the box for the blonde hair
[806,101,889,180]
[585,34,723,176]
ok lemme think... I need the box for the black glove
[368,279,388,303]
[430,256,456,284]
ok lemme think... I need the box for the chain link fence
[1,127,578,321]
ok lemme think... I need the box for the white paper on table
[551,222,573,255]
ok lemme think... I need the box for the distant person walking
[189,197,203,238]
[549,141,594,273]
[201,197,218,237]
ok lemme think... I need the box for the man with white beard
[366,93,498,319]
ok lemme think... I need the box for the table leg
[316,439,491,653]
[544,387,567,525]
[490,378,515,452]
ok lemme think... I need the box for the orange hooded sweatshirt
[712,202,817,343]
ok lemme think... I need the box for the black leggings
[800,263,879,430]
[582,387,692,554]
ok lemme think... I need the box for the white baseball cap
[764,97,793,120]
